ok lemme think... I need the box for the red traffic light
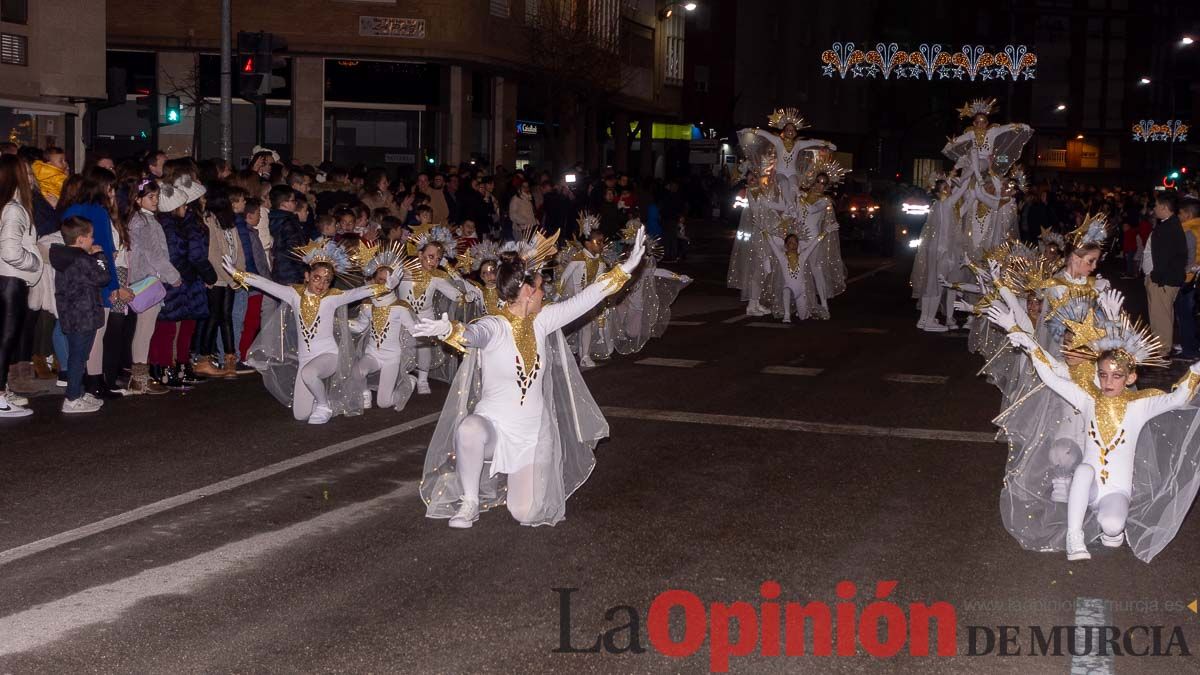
[1183,167,1189,174]
[242,57,255,73]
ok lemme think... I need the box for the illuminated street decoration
[821,43,1037,81]
[1131,120,1189,142]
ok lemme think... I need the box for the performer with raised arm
[414,228,646,529]
[798,158,848,319]
[742,108,836,205]
[348,242,419,412]
[225,241,401,424]
[557,213,614,368]
[911,170,968,332]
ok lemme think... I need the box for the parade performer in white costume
[743,108,836,205]
[609,219,692,351]
[228,241,401,424]
[798,159,848,319]
[415,227,646,528]
[348,242,419,411]
[988,301,1200,563]
[557,213,615,368]
[911,170,969,332]
[402,226,482,393]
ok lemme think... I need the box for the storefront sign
[359,16,426,39]
[384,153,417,164]
[516,121,542,137]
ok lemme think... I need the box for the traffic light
[134,91,155,121]
[164,96,182,125]
[1169,170,1181,180]
[237,31,288,99]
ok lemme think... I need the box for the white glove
[1098,288,1124,321]
[984,303,1017,332]
[987,259,1003,281]
[385,267,403,290]
[679,275,693,285]
[411,312,452,339]
[221,254,238,278]
[938,274,952,288]
[954,299,975,314]
[1190,360,1200,375]
[619,226,646,274]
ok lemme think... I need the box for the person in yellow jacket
[32,147,69,206]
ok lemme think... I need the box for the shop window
[0,0,27,25]
[0,32,26,65]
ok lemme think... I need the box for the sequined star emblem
[1063,309,1107,349]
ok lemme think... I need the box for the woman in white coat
[0,155,42,417]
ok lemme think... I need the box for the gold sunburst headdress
[804,157,847,188]
[958,97,998,119]
[500,228,561,274]
[356,241,421,281]
[1068,212,1110,251]
[1062,311,1167,370]
[576,211,601,238]
[767,107,809,131]
[292,239,357,280]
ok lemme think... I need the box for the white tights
[918,295,940,326]
[454,414,537,523]
[295,353,338,420]
[416,343,433,383]
[355,355,403,408]
[1067,464,1130,537]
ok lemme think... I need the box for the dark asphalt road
[2,230,1199,674]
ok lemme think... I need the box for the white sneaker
[782,316,792,323]
[1050,477,1070,503]
[416,379,431,395]
[5,389,28,406]
[749,302,771,316]
[0,395,32,418]
[916,319,927,330]
[307,404,334,425]
[362,389,373,409]
[579,357,596,369]
[922,322,949,333]
[1100,531,1125,548]
[449,498,480,529]
[1066,530,1091,561]
[61,397,101,414]
[82,393,105,407]
[55,378,67,387]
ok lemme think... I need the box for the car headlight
[908,238,921,248]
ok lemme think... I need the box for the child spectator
[32,147,69,207]
[50,216,115,413]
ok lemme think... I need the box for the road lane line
[722,314,751,324]
[635,357,705,368]
[761,366,824,376]
[0,484,416,657]
[0,413,440,568]
[1071,597,1113,675]
[846,261,894,284]
[602,407,997,444]
[883,373,950,385]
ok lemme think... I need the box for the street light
[1055,104,1067,111]
[684,2,698,9]
[1076,134,1084,140]
[1139,77,1152,85]
[1182,36,1195,45]
[660,1,698,19]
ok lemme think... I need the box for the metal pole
[220,0,233,162]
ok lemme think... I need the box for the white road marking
[747,322,791,329]
[1071,597,1113,675]
[848,327,889,334]
[0,485,415,657]
[884,373,950,385]
[668,321,705,326]
[846,261,894,284]
[635,357,704,368]
[722,314,751,324]
[603,407,997,444]
[0,413,441,568]
[761,366,824,376]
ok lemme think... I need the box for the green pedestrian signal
[164,96,181,124]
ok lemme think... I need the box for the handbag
[128,275,166,313]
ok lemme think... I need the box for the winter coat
[509,193,536,229]
[268,208,307,285]
[159,211,215,321]
[204,212,244,287]
[49,244,110,333]
[28,231,62,314]
[128,209,182,288]
[61,203,119,307]
[0,199,42,285]
[1150,214,1187,288]
[235,214,270,277]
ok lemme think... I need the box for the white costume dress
[746,129,835,203]
[765,233,817,321]
[419,268,630,526]
[799,192,846,316]
[350,295,418,410]
[559,249,615,362]
[399,270,480,384]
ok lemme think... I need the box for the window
[0,32,26,65]
[0,0,27,25]
[664,13,684,86]
[490,0,510,18]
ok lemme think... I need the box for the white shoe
[5,389,28,406]
[307,404,334,425]
[1100,531,1125,548]
[1050,477,1070,503]
[782,316,792,323]
[362,389,373,409]
[922,322,949,333]
[0,395,32,418]
[61,397,101,414]
[55,379,67,387]
[416,379,431,395]
[82,393,105,407]
[579,357,596,369]
[449,498,480,529]
[1066,530,1091,561]
[916,319,927,330]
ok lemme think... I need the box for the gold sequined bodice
[292,285,343,347]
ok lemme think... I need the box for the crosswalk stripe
[635,357,705,368]
[762,366,824,376]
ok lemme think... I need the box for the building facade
[0,0,105,167]
[101,0,687,173]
